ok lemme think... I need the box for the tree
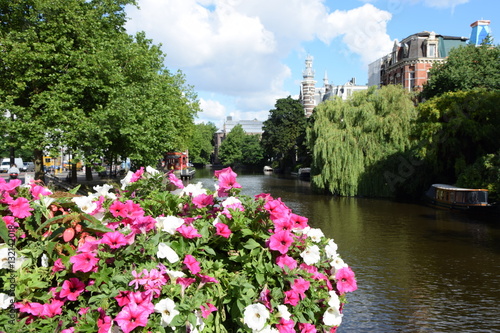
[0,0,198,181]
[414,88,500,186]
[421,43,500,99]
[261,96,306,171]
[188,122,217,165]
[307,85,418,197]
[218,124,245,166]
[241,135,264,166]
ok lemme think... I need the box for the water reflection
[192,169,500,332]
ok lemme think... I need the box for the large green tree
[421,43,500,99]
[307,85,418,197]
[0,0,198,181]
[218,124,245,166]
[261,96,306,171]
[188,122,217,165]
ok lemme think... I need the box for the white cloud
[125,1,394,121]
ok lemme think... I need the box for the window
[428,44,436,57]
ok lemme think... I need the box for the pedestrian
[8,163,20,180]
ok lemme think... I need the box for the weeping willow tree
[307,85,418,197]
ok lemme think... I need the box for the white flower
[0,246,26,270]
[305,227,324,242]
[276,304,291,320]
[243,303,270,331]
[72,196,97,214]
[120,171,134,190]
[256,326,279,333]
[156,216,184,235]
[328,290,341,309]
[221,196,242,207]
[325,239,338,259]
[36,196,56,208]
[300,245,321,265]
[212,214,223,226]
[323,306,343,326]
[154,298,180,327]
[165,269,185,282]
[178,182,207,197]
[0,292,14,309]
[41,253,49,268]
[330,257,348,273]
[91,184,116,200]
[157,243,179,263]
[146,166,160,175]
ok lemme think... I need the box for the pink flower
[9,197,33,218]
[276,254,297,270]
[269,230,294,254]
[335,266,357,294]
[115,302,149,333]
[284,289,300,306]
[60,278,86,301]
[168,172,184,188]
[292,278,310,300]
[264,198,290,223]
[215,167,241,196]
[70,252,99,273]
[192,193,214,208]
[15,302,44,316]
[197,274,219,283]
[97,307,112,333]
[30,184,52,199]
[215,222,232,238]
[200,302,217,318]
[299,323,318,333]
[276,318,296,333]
[41,299,64,318]
[61,328,75,333]
[273,218,294,232]
[109,200,127,218]
[259,288,271,310]
[79,307,90,315]
[1,178,21,194]
[289,213,308,230]
[177,225,202,239]
[130,167,144,183]
[100,231,128,249]
[130,215,156,234]
[183,254,201,274]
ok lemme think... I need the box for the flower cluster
[0,167,356,332]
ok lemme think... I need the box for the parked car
[23,162,35,172]
[0,158,24,173]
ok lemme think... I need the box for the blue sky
[125,0,499,129]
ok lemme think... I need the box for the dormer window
[425,31,438,57]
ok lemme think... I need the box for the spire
[323,71,329,86]
[303,55,315,80]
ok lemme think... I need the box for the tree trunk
[86,164,93,181]
[34,149,45,183]
[71,163,77,183]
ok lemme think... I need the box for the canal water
[192,168,500,332]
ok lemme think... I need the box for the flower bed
[0,167,357,332]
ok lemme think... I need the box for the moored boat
[263,166,273,172]
[424,184,491,210]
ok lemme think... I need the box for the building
[368,20,491,90]
[299,55,368,117]
[213,116,264,164]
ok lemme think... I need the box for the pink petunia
[129,167,144,183]
[197,274,219,284]
[177,225,202,239]
[200,302,218,318]
[70,252,99,273]
[276,318,296,333]
[97,307,112,333]
[15,302,44,316]
[273,218,294,232]
[264,198,290,223]
[9,197,33,218]
[289,213,309,230]
[100,231,128,249]
[183,254,201,274]
[215,222,232,238]
[215,167,241,196]
[168,172,184,189]
[114,302,149,333]
[284,289,300,306]
[61,328,75,333]
[30,184,52,200]
[192,193,214,208]
[130,215,156,234]
[59,278,86,301]
[276,254,298,270]
[299,323,318,333]
[268,230,294,254]
[335,266,357,294]
[292,278,310,300]
[41,299,65,318]
[109,200,127,218]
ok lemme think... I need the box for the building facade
[368,20,491,90]
[299,55,368,117]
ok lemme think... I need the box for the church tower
[299,55,316,117]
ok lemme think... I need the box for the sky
[124,0,499,129]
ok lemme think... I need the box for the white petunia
[276,304,291,320]
[300,245,321,265]
[324,239,338,259]
[91,184,116,200]
[41,253,49,268]
[328,291,341,309]
[212,214,223,226]
[154,298,180,327]
[221,196,242,207]
[120,171,134,190]
[157,243,180,263]
[243,303,270,331]
[323,306,343,326]
[146,166,160,175]
[330,257,348,273]
[72,196,97,214]
[156,216,184,235]
[178,182,207,197]
[0,246,26,270]
[0,292,14,309]
[305,227,324,242]
[256,326,279,333]
[165,269,185,282]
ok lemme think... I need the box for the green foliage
[188,122,217,165]
[241,135,264,166]
[261,96,307,170]
[456,151,500,202]
[415,89,500,187]
[218,124,245,166]
[307,85,418,196]
[421,43,500,99]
